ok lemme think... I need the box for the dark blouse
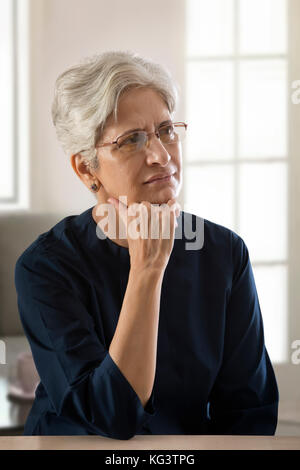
[14,205,279,438]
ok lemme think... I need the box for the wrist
[129,264,165,280]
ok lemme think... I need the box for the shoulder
[15,215,74,266]
[180,211,249,283]
[14,207,93,284]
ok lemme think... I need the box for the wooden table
[0,435,299,450]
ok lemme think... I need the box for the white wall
[28,0,186,214]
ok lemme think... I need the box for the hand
[107,197,181,272]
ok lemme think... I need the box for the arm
[106,197,178,409]
[109,266,164,409]
[14,248,159,439]
[206,233,279,435]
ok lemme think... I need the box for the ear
[70,153,96,192]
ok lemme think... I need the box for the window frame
[184,0,289,365]
[0,0,29,210]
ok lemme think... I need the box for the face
[71,87,182,207]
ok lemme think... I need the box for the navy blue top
[14,205,279,438]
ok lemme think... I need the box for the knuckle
[140,201,150,210]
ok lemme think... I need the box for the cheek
[99,162,125,184]
[175,147,182,164]
[171,152,182,177]
[105,167,136,193]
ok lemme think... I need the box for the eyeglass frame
[93,121,188,152]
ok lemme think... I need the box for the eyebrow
[119,119,173,136]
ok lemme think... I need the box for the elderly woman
[15,50,279,438]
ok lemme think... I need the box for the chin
[134,182,180,205]
[149,192,178,206]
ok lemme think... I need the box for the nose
[144,132,171,165]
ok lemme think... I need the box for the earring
[91,183,99,191]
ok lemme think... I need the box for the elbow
[110,431,137,441]
[92,425,137,440]
[89,409,140,441]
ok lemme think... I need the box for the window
[185,0,288,363]
[0,0,29,209]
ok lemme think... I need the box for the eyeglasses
[95,121,188,155]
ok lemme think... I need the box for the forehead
[104,88,171,136]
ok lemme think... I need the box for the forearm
[109,266,164,408]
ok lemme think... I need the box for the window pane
[239,162,287,262]
[0,0,14,198]
[186,61,234,161]
[186,0,234,56]
[239,0,287,55]
[185,165,234,230]
[252,264,288,363]
[239,60,287,158]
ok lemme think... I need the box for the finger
[107,196,121,209]
[167,199,181,218]
[107,196,128,225]
[175,202,181,218]
[107,197,116,206]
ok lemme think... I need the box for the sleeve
[206,233,279,435]
[14,247,157,439]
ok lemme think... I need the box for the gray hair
[51,50,180,170]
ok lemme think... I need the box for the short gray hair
[51,50,180,170]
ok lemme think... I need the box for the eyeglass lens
[117,124,186,153]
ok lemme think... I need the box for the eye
[159,125,175,140]
[162,124,173,133]
[119,132,141,146]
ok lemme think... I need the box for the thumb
[107,196,128,224]
[107,196,118,208]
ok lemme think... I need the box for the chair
[0,210,65,434]
[0,211,65,336]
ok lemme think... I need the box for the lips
[145,172,175,184]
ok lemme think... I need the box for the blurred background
[0,0,299,436]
